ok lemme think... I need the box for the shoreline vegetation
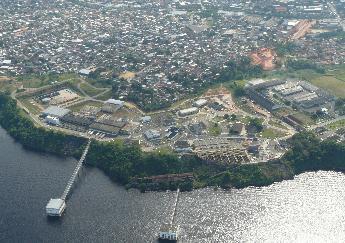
[0,92,345,192]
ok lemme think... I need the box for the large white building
[178,107,198,117]
[42,106,70,118]
[193,98,208,107]
[45,115,60,125]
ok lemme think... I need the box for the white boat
[46,198,66,217]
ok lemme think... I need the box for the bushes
[286,59,325,73]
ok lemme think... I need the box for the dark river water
[1,127,345,243]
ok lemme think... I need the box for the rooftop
[42,106,70,118]
[46,198,64,210]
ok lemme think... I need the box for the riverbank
[1,92,344,192]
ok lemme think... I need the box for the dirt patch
[250,48,277,71]
[0,76,11,82]
[119,71,136,80]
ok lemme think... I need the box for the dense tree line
[286,58,325,73]
[85,140,201,185]
[317,31,345,41]
[214,57,263,83]
[274,42,297,56]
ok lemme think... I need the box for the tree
[230,114,237,121]
[249,117,263,132]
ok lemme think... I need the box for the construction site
[250,48,277,71]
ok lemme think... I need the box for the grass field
[309,75,345,98]
[79,82,103,97]
[327,119,345,130]
[19,73,81,89]
[208,123,222,136]
[69,100,104,112]
[292,112,315,125]
[268,120,288,130]
[95,90,113,101]
[260,128,286,138]
[264,65,345,99]
[19,98,42,115]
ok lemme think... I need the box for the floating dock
[46,139,91,217]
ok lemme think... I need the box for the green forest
[0,92,345,192]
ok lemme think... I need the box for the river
[0,127,345,242]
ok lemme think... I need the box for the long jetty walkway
[170,188,180,225]
[61,139,91,200]
[158,188,181,240]
[46,139,91,216]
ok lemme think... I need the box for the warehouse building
[60,113,93,127]
[193,99,208,107]
[101,99,124,113]
[42,106,70,118]
[45,115,60,126]
[89,123,121,136]
[178,107,198,117]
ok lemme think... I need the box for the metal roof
[42,106,70,118]
[46,198,64,209]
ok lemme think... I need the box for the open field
[268,120,288,130]
[18,97,42,115]
[69,100,104,112]
[0,76,11,82]
[292,111,315,126]
[309,75,345,98]
[79,82,103,97]
[208,123,222,136]
[328,64,345,81]
[260,128,286,138]
[119,71,136,80]
[18,73,81,89]
[95,90,112,101]
[327,119,345,130]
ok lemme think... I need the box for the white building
[193,99,208,107]
[46,199,66,217]
[105,99,124,107]
[79,68,91,75]
[42,106,70,118]
[178,107,198,117]
[45,115,60,125]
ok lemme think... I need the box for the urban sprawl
[1,0,345,167]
